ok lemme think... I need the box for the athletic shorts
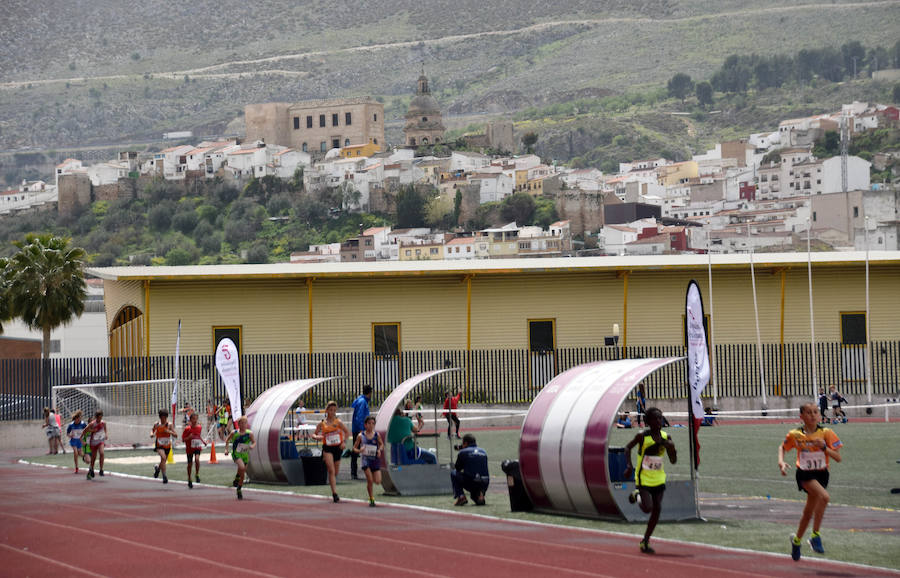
[70,439,82,450]
[796,469,829,491]
[232,452,249,464]
[637,484,666,497]
[154,444,171,454]
[361,457,381,472]
[322,444,343,461]
[90,443,104,451]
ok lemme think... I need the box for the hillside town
[4,72,899,259]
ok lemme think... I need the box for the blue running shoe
[790,534,802,561]
[809,533,824,554]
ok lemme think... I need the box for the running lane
[1,461,896,578]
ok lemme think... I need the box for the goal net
[52,378,216,445]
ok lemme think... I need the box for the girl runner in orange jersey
[151,409,177,484]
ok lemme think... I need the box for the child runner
[84,410,108,479]
[622,407,676,554]
[352,416,384,507]
[635,382,647,427]
[66,410,87,474]
[205,400,217,434]
[216,403,229,442]
[80,416,94,465]
[314,400,350,503]
[829,385,848,423]
[182,412,207,489]
[414,395,425,432]
[817,387,830,424]
[225,416,256,500]
[778,402,843,561]
[443,390,462,440]
[42,407,57,454]
[151,409,177,484]
[51,408,65,454]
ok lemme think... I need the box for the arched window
[344,138,350,147]
[302,142,308,152]
[409,138,416,146]
[109,305,144,360]
[422,137,429,145]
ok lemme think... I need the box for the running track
[2,460,896,578]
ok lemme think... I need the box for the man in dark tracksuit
[451,434,489,506]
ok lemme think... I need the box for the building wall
[0,337,42,358]
[56,173,91,218]
[97,257,900,356]
[147,280,307,355]
[244,103,293,149]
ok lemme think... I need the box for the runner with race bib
[623,407,677,555]
[314,400,351,503]
[225,416,256,500]
[778,402,843,561]
[182,412,207,489]
[352,415,384,507]
[84,410,108,480]
[151,409,177,484]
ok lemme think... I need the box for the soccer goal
[52,378,215,445]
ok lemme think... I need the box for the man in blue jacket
[350,385,372,479]
[451,433,489,506]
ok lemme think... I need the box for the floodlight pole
[807,218,818,400]
[865,216,873,408]
[749,224,767,411]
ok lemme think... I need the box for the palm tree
[8,234,87,359]
[0,257,12,333]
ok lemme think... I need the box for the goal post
[52,378,215,446]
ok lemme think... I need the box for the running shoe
[99,470,104,476]
[188,479,193,489]
[454,495,468,506]
[194,475,200,483]
[808,532,824,554]
[237,487,243,500]
[233,476,239,487]
[87,470,94,480]
[790,534,802,561]
[628,489,642,506]
[369,499,376,507]
[639,540,655,554]
[162,475,168,484]
[332,493,340,503]
[153,466,160,479]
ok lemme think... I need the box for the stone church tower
[404,70,445,147]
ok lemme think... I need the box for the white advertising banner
[215,338,242,422]
[686,280,710,419]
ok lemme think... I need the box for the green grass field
[27,419,900,570]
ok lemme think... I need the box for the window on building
[840,312,866,345]
[415,249,421,256]
[332,113,339,126]
[374,138,378,145]
[50,339,61,353]
[528,319,555,353]
[813,211,817,221]
[344,138,350,147]
[373,113,378,122]
[405,250,411,256]
[302,142,308,152]
[430,248,438,255]
[853,206,859,217]
[293,117,300,130]
[373,323,400,359]
[307,116,313,128]
[345,112,352,125]
[332,138,340,149]
[320,141,327,152]
[365,239,372,246]
[319,115,326,127]
[422,117,428,122]
[519,242,530,249]
[466,246,471,252]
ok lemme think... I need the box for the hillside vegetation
[0,0,898,150]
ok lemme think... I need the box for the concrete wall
[57,173,91,218]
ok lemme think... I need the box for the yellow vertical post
[144,280,151,358]
[622,271,630,356]
[466,274,473,399]
[779,269,786,396]
[306,278,313,377]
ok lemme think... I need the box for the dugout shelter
[519,357,700,521]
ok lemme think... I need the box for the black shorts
[323,444,342,461]
[186,450,202,463]
[154,444,171,454]
[637,484,666,497]
[796,469,829,491]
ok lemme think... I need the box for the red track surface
[2,460,895,578]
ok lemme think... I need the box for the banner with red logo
[215,338,242,423]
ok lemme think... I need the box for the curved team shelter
[244,369,458,493]
[519,357,699,522]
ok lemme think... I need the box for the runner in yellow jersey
[623,407,677,554]
[778,402,843,561]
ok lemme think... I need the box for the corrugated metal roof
[86,252,900,282]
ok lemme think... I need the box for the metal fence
[2,341,898,420]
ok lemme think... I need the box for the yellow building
[339,142,381,158]
[658,161,699,187]
[90,252,900,359]
[398,242,444,261]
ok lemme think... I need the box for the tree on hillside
[892,83,900,104]
[500,192,535,225]
[396,185,426,228]
[7,234,86,359]
[667,73,694,105]
[695,81,714,108]
[522,132,538,154]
